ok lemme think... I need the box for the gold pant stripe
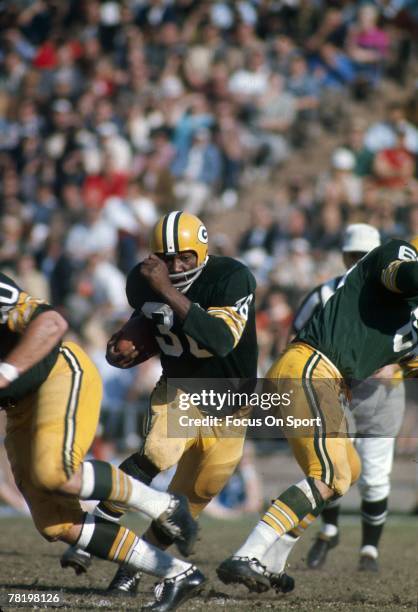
[109,526,127,560]
[302,352,333,486]
[118,531,137,562]
[59,346,83,478]
[113,528,130,561]
[263,513,286,534]
[268,505,294,531]
[290,515,314,537]
[271,500,299,527]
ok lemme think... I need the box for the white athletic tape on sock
[80,461,95,499]
[77,514,96,549]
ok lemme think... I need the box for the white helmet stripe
[165,211,181,254]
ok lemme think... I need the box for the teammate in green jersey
[217,237,418,594]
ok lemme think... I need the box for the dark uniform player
[63,211,258,604]
[0,271,205,612]
[218,237,418,593]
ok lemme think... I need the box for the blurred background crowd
[0,0,417,513]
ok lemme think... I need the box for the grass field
[0,514,416,611]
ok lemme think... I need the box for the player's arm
[140,255,255,357]
[0,278,67,387]
[182,269,255,358]
[379,241,418,296]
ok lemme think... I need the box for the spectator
[373,127,415,191]
[365,101,418,154]
[174,127,222,215]
[251,73,295,168]
[316,147,363,209]
[344,119,375,177]
[286,54,320,142]
[239,203,279,257]
[346,3,390,96]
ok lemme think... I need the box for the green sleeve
[376,239,418,295]
[182,266,256,357]
[182,303,236,357]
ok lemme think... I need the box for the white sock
[127,479,171,520]
[235,521,278,560]
[262,534,299,574]
[80,462,171,521]
[126,537,192,579]
[321,523,338,538]
[360,545,378,559]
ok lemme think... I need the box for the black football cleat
[60,546,92,575]
[107,565,142,595]
[216,556,271,593]
[156,494,198,557]
[142,566,206,611]
[306,533,339,569]
[269,571,295,593]
[358,554,379,573]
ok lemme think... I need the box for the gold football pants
[267,342,361,497]
[5,342,102,540]
[140,379,246,517]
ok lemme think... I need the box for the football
[108,314,159,367]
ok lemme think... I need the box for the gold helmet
[150,211,209,290]
[410,236,418,251]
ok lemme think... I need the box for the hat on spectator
[342,224,381,253]
[331,147,355,171]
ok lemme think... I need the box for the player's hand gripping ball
[106,315,159,368]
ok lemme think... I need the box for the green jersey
[298,239,418,380]
[0,272,59,402]
[126,255,257,379]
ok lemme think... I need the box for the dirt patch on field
[0,515,416,611]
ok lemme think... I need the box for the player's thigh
[31,342,102,489]
[5,404,84,541]
[141,381,191,471]
[168,435,245,517]
[24,478,84,541]
[4,399,34,491]
[270,344,356,496]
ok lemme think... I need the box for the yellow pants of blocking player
[5,342,102,541]
[140,379,247,517]
[267,342,361,497]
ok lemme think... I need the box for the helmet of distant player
[150,211,209,291]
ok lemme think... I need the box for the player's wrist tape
[0,362,19,382]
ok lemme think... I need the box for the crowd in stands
[0,0,417,450]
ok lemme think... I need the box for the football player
[61,211,268,607]
[293,224,405,572]
[0,270,203,610]
[217,235,418,592]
